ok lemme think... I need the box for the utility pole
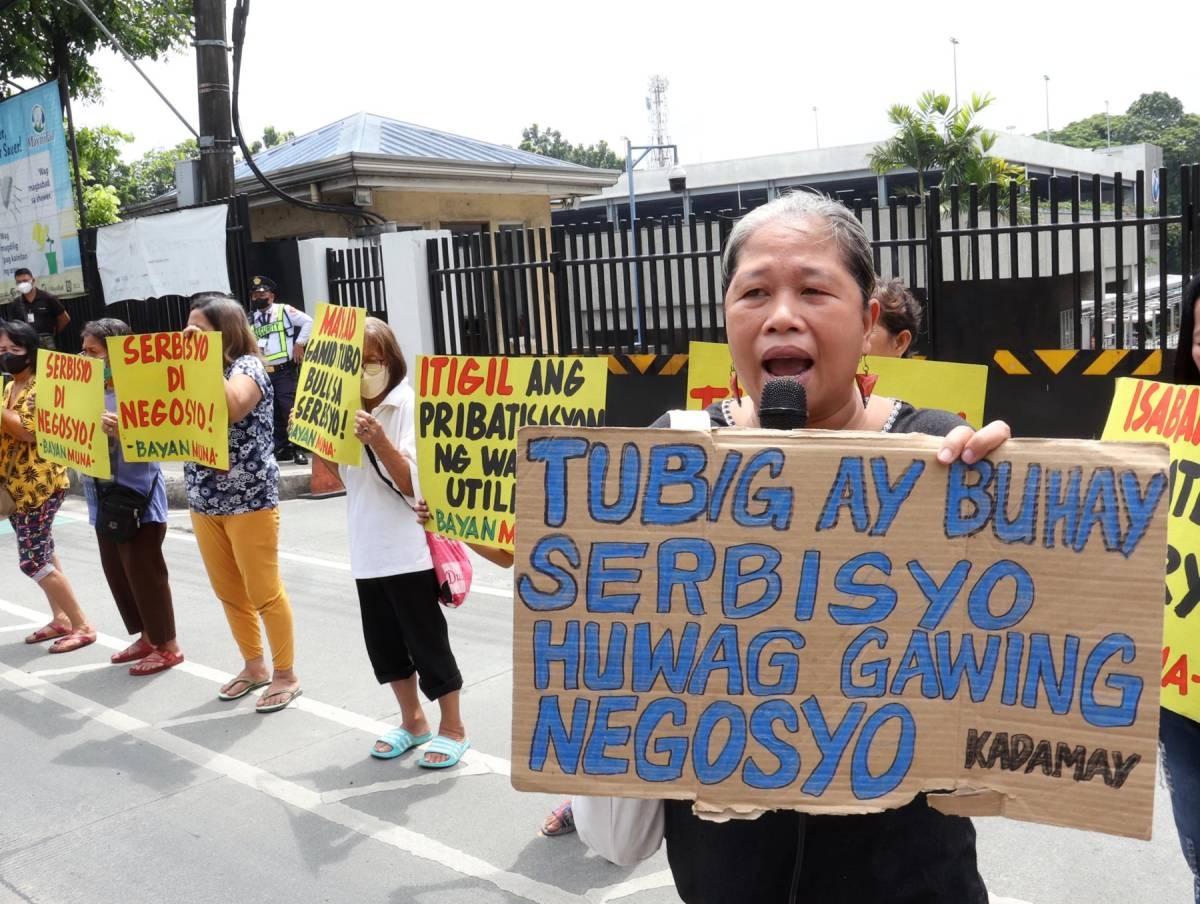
[194,0,234,201]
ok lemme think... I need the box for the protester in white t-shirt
[339,317,469,769]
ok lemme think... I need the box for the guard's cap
[250,275,277,293]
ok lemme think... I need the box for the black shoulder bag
[95,446,160,543]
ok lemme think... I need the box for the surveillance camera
[668,165,687,193]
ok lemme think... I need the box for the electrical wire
[230,0,384,225]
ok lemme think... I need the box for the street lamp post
[950,37,959,108]
[813,106,820,148]
[1043,75,1051,142]
[1105,100,1112,150]
[625,138,679,349]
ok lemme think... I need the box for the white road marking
[162,529,514,598]
[27,662,111,678]
[0,662,585,904]
[0,597,511,778]
[588,869,676,902]
[0,622,41,634]
[323,759,491,803]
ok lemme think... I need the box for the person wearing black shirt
[9,268,69,350]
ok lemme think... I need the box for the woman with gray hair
[81,318,183,674]
[574,191,1012,902]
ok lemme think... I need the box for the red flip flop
[129,648,184,676]
[49,631,97,654]
[111,637,155,664]
[25,622,70,644]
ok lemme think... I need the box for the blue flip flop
[371,726,433,760]
[418,735,471,769]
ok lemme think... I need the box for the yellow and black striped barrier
[992,349,1164,379]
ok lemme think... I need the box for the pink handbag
[364,444,473,607]
[426,532,472,608]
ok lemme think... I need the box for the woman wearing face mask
[0,320,94,652]
[337,317,469,768]
[184,294,301,713]
[80,318,183,675]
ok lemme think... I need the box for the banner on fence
[415,355,607,551]
[512,426,1168,839]
[1103,376,1200,721]
[34,350,109,478]
[288,303,364,466]
[107,331,228,468]
[685,341,988,426]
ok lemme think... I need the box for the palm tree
[868,91,951,197]
[869,91,1023,201]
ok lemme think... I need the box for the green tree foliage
[519,124,622,170]
[0,0,192,101]
[249,125,296,156]
[121,139,199,206]
[869,91,1024,201]
[1051,92,1200,269]
[73,125,133,226]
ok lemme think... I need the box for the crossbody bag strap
[363,444,415,512]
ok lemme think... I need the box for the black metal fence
[326,242,387,320]
[426,165,1200,361]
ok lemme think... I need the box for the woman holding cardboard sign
[574,191,1011,903]
[80,317,183,676]
[0,319,94,653]
[183,294,301,714]
[337,317,470,768]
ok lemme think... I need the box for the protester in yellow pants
[183,294,301,714]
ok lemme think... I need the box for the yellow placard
[415,354,608,551]
[288,303,364,467]
[686,341,988,426]
[107,331,229,469]
[34,350,110,478]
[1102,376,1200,720]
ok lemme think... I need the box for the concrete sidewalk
[66,458,329,508]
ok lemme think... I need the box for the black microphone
[758,378,808,430]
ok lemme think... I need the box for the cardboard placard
[107,331,228,469]
[1102,377,1200,721]
[513,426,1168,839]
[415,355,608,551]
[685,340,988,426]
[288,303,365,466]
[34,350,110,478]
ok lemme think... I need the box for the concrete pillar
[378,230,452,367]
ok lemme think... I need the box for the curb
[66,465,319,509]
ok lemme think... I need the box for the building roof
[234,112,599,180]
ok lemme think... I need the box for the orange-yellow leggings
[190,507,295,670]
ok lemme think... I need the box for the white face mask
[16,281,33,294]
[361,363,390,399]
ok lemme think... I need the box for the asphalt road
[0,495,1191,904]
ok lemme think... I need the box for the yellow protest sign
[686,340,988,426]
[1103,376,1200,720]
[34,350,110,478]
[514,427,1169,839]
[289,303,364,466]
[415,355,608,551]
[685,340,740,410]
[107,331,228,469]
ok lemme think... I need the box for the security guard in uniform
[249,275,313,464]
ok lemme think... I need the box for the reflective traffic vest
[253,305,292,364]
